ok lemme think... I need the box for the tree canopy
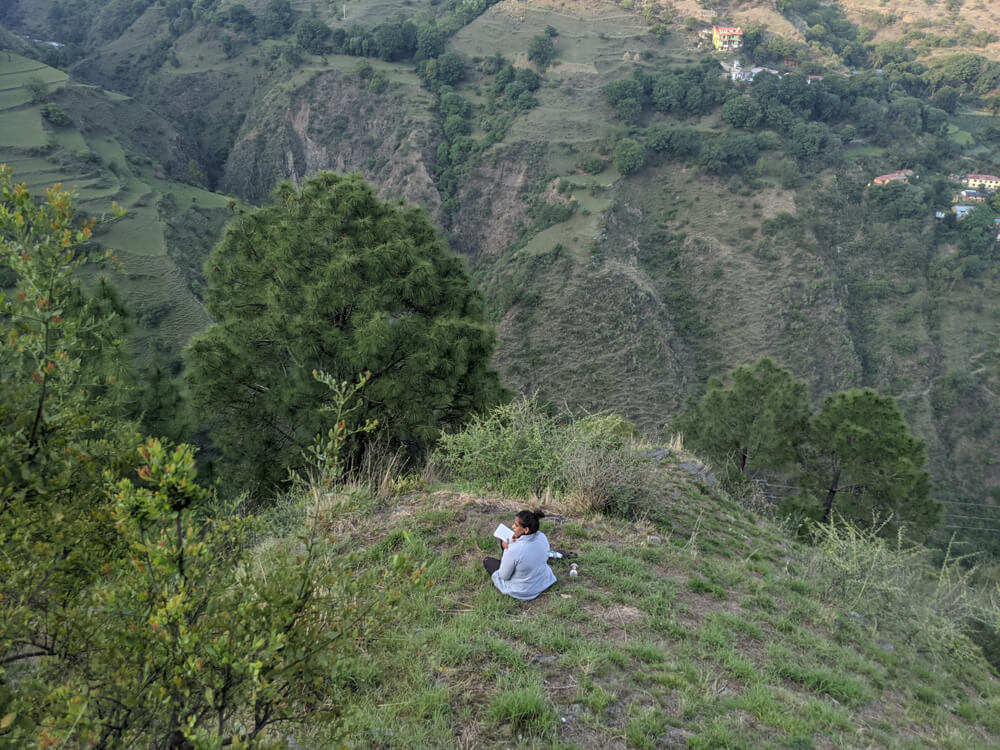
[184,172,506,490]
[677,358,810,476]
[791,388,940,541]
[527,34,556,69]
[613,138,645,175]
[0,170,420,746]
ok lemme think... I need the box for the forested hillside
[0,0,998,557]
[3,2,1000,747]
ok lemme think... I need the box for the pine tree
[792,388,941,541]
[676,357,810,476]
[184,172,506,490]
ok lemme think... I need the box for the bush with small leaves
[613,137,645,175]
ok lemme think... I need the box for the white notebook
[493,523,514,541]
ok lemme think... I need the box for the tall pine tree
[184,172,506,490]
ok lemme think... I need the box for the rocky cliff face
[450,143,541,262]
[221,71,442,214]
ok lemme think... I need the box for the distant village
[705,26,1000,239]
[870,171,1000,236]
[705,26,827,85]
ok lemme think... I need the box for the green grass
[488,676,557,734]
[0,55,68,87]
[0,107,47,147]
[947,123,975,146]
[0,87,32,109]
[270,447,1000,750]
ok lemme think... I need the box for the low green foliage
[802,520,1000,665]
[488,677,556,732]
[432,397,651,515]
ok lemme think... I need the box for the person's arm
[497,546,517,580]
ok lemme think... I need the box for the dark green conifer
[677,357,810,476]
[184,172,506,490]
[793,388,941,541]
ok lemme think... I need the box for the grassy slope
[287,457,1000,749]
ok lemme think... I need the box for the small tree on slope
[788,388,941,542]
[676,357,810,477]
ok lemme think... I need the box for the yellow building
[961,174,1000,192]
[712,26,743,51]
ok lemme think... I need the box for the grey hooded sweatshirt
[491,531,557,601]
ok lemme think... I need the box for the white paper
[493,523,514,541]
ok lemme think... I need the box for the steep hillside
[0,51,229,367]
[221,61,442,211]
[1,0,998,555]
[277,452,1000,749]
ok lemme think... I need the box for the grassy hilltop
[263,426,1000,749]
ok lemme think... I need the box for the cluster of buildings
[954,173,1000,191]
[949,174,1000,220]
[872,171,1000,232]
[728,60,825,84]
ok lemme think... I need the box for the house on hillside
[713,26,743,51]
[953,189,988,204]
[961,174,1000,191]
[872,170,914,186]
[953,205,974,220]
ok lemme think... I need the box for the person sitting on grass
[483,509,557,601]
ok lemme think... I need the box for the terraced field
[0,52,230,364]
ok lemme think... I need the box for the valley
[1,0,998,555]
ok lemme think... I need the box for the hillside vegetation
[292,467,1000,750]
[0,0,998,559]
[4,7,1000,741]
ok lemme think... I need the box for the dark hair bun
[532,510,545,520]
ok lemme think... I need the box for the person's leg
[483,557,501,575]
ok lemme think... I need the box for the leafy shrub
[432,398,651,516]
[613,138,645,175]
[528,34,556,69]
[40,103,72,126]
[23,76,49,103]
[580,156,605,174]
[295,16,331,54]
